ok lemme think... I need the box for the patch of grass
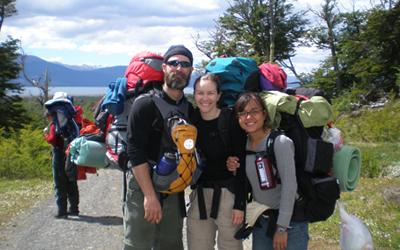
[335,99,400,143]
[352,142,400,178]
[0,178,52,226]
[309,177,400,250]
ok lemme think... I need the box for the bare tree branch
[20,46,50,107]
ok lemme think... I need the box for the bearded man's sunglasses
[166,60,191,68]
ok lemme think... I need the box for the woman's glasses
[237,109,263,118]
[166,60,191,68]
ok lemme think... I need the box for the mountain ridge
[18,55,126,87]
[18,55,299,88]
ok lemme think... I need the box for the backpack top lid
[44,91,73,106]
[125,51,164,90]
[259,63,287,91]
[44,91,76,119]
[205,57,260,107]
[205,57,259,86]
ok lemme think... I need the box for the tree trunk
[269,0,276,62]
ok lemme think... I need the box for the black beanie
[163,45,193,66]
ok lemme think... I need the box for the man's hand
[132,163,162,224]
[143,195,162,224]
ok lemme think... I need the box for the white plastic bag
[323,127,344,151]
[338,202,374,250]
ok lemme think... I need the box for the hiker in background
[44,93,80,219]
[187,73,246,250]
[228,92,309,250]
[124,45,194,250]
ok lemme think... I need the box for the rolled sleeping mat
[333,145,361,192]
[69,137,108,169]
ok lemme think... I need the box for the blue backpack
[205,57,260,107]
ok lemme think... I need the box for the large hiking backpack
[44,92,80,143]
[205,57,260,107]
[94,52,164,171]
[145,90,202,194]
[260,90,340,223]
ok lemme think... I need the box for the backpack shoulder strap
[217,107,233,153]
[266,129,284,166]
[151,90,190,120]
[244,129,283,159]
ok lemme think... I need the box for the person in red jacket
[44,107,80,219]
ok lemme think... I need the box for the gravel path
[0,169,252,250]
[0,169,124,250]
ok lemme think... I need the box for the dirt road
[0,169,252,250]
[0,169,125,250]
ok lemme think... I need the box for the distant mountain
[18,55,301,88]
[18,55,125,87]
[53,62,103,71]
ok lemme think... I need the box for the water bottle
[156,152,178,176]
[255,155,276,190]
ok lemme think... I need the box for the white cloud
[290,46,330,73]
[2,0,375,72]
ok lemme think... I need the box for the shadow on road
[68,215,123,226]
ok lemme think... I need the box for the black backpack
[264,91,340,223]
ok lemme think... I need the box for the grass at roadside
[0,178,52,226]
[309,177,400,250]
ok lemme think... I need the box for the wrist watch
[276,225,288,234]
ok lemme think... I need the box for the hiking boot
[54,213,68,219]
[68,209,79,216]
[68,210,80,218]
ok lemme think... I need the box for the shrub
[0,126,52,179]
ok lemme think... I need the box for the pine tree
[0,38,29,134]
[0,0,17,32]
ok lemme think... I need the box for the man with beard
[124,45,194,250]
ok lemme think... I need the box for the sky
[2,0,374,74]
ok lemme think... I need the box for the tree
[341,4,400,97]
[311,0,342,89]
[21,52,51,107]
[307,1,400,100]
[0,0,16,32]
[0,38,29,134]
[197,0,308,76]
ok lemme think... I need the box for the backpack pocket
[305,138,334,174]
[307,176,340,222]
[152,171,180,192]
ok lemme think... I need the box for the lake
[20,83,299,98]
[21,86,195,97]
[21,86,109,97]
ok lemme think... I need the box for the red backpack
[259,63,287,91]
[93,51,164,171]
[125,51,164,95]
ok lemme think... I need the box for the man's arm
[127,96,163,224]
[131,162,162,224]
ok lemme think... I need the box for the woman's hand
[232,209,244,225]
[273,230,288,250]
[226,156,240,172]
